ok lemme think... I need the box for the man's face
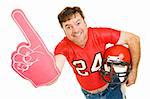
[62,13,88,47]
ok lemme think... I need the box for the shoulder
[54,37,69,54]
[88,27,113,35]
[54,37,74,58]
[89,27,119,32]
[88,27,120,36]
[88,27,111,31]
[55,37,69,48]
[88,27,108,37]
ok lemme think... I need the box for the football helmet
[100,45,132,84]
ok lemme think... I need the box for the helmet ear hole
[119,53,124,60]
[101,45,132,84]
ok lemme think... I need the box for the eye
[65,26,71,30]
[76,20,81,25]
[77,22,80,25]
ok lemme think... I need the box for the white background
[0,0,149,99]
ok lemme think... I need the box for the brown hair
[58,6,85,27]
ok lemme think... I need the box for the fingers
[126,80,136,87]
[126,81,131,87]
[11,9,43,49]
[126,80,130,87]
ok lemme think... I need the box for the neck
[76,35,88,48]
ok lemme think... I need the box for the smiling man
[54,6,140,99]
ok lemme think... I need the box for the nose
[72,25,79,33]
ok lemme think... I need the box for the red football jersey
[54,27,120,91]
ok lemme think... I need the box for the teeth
[73,32,81,37]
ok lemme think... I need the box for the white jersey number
[72,53,102,76]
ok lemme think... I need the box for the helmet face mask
[100,45,132,84]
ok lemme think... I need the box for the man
[54,6,140,99]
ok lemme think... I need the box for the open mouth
[72,32,82,37]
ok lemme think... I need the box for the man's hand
[11,9,60,87]
[126,69,137,87]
